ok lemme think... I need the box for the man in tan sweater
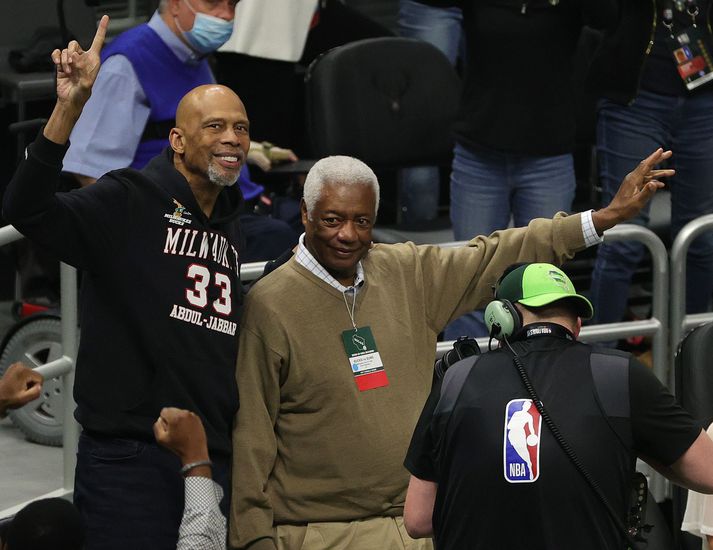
[230,152,672,550]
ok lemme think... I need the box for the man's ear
[169,128,185,154]
[300,199,309,227]
[573,317,582,339]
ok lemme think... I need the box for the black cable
[503,337,639,550]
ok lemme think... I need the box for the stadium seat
[673,321,713,550]
[305,36,461,243]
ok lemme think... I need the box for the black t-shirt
[417,0,617,155]
[405,332,701,550]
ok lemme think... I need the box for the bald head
[169,84,250,194]
[176,84,245,129]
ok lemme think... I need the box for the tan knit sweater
[230,213,585,549]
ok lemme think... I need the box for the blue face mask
[177,0,234,54]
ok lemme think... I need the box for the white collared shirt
[295,233,365,293]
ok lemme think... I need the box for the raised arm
[44,15,109,145]
[154,407,212,477]
[154,407,226,550]
[2,15,134,272]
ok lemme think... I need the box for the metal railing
[436,225,671,381]
[0,224,673,511]
[669,214,713,388]
[0,225,79,516]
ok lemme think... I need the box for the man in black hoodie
[2,17,245,550]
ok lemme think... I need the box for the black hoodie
[3,133,243,455]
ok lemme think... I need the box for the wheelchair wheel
[0,317,65,446]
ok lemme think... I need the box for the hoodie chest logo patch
[164,199,192,226]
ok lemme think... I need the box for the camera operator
[404,262,713,549]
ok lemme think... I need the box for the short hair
[158,0,168,13]
[2,498,84,550]
[518,299,580,321]
[303,156,380,219]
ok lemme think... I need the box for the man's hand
[153,407,210,473]
[0,363,43,417]
[53,14,109,112]
[44,15,109,145]
[592,148,674,234]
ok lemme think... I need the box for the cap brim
[519,293,594,320]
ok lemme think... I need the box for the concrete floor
[0,301,64,514]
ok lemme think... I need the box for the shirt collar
[295,233,365,293]
[148,11,204,65]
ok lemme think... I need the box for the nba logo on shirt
[503,398,542,483]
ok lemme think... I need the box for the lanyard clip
[663,7,675,36]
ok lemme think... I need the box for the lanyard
[663,0,700,33]
[342,287,358,331]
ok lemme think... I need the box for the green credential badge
[341,326,389,391]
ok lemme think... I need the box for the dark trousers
[74,432,230,550]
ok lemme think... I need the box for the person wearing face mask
[63,0,237,185]
[12,0,295,318]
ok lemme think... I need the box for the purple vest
[101,24,213,170]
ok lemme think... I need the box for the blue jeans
[590,90,713,322]
[446,142,576,338]
[398,0,463,66]
[396,0,464,224]
[74,432,230,550]
[450,142,576,240]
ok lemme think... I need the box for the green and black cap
[495,263,594,320]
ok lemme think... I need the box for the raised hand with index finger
[52,14,109,112]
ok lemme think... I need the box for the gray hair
[303,156,380,219]
[158,0,168,13]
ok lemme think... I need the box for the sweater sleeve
[229,318,282,550]
[418,212,585,332]
[2,132,128,273]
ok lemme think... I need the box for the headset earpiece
[484,299,522,340]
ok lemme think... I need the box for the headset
[484,298,522,340]
[484,264,526,340]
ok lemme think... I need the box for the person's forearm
[2,131,67,226]
[591,208,618,236]
[184,465,212,479]
[43,101,83,145]
[177,477,226,550]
